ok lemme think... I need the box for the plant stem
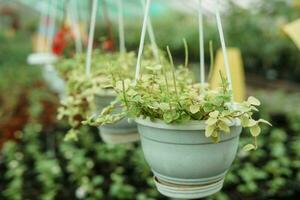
[122,80,129,109]
[166,46,178,97]
[183,38,189,68]
[208,40,214,81]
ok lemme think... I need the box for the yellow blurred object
[283,18,300,50]
[210,48,246,102]
[293,0,300,8]
[32,34,49,52]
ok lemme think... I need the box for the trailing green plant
[85,47,271,150]
[57,45,183,140]
[1,28,299,200]
[57,51,136,140]
[1,89,299,200]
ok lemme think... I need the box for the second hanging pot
[94,93,139,144]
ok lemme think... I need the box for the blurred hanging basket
[95,93,139,144]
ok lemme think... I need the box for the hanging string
[141,0,160,63]
[198,0,205,85]
[69,0,83,54]
[85,0,98,77]
[118,0,126,54]
[135,0,152,80]
[215,2,233,93]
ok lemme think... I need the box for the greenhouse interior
[0,0,300,199]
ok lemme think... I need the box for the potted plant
[85,45,271,198]
[58,49,165,144]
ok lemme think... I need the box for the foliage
[56,46,171,140]
[86,47,270,149]
[56,51,136,140]
[0,91,299,200]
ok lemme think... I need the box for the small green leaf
[218,121,230,133]
[247,119,257,127]
[258,119,272,126]
[205,125,215,137]
[250,124,261,137]
[163,112,173,123]
[220,117,231,124]
[159,103,170,111]
[203,104,213,112]
[243,144,256,151]
[64,129,79,141]
[146,64,162,71]
[189,105,200,114]
[115,81,123,91]
[247,96,261,106]
[209,111,219,118]
[206,118,218,125]
[240,115,249,126]
[211,134,220,143]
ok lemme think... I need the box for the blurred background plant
[0,0,300,199]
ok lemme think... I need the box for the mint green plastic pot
[43,65,65,99]
[135,118,242,199]
[95,94,139,144]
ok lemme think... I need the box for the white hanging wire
[141,0,160,63]
[85,0,98,77]
[135,0,152,80]
[118,0,126,54]
[215,1,233,93]
[68,0,83,54]
[198,0,205,85]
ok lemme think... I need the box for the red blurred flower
[52,26,73,55]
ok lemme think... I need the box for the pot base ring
[153,176,224,199]
[99,130,139,144]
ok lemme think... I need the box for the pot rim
[27,52,58,65]
[135,117,240,131]
[95,89,116,97]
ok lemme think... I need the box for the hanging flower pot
[57,51,144,142]
[94,93,138,144]
[85,0,271,198]
[27,52,57,66]
[99,118,138,144]
[88,56,271,198]
[136,118,241,199]
[42,65,66,99]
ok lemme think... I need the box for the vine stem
[166,46,178,98]
[122,80,129,109]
